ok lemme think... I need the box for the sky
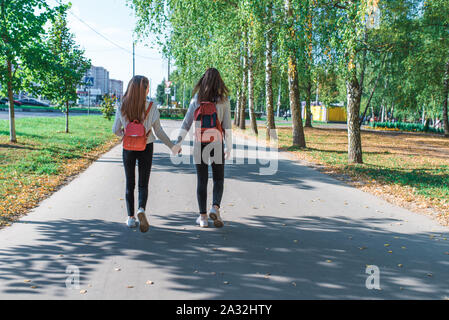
[52,0,168,97]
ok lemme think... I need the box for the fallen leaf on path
[292,282,297,287]
[146,281,154,285]
[223,281,230,285]
[114,268,121,271]
[384,244,390,247]
[326,260,332,263]
[398,264,403,268]
[24,280,31,283]
[80,290,87,294]
[127,285,134,288]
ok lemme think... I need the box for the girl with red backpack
[174,68,232,228]
[113,75,180,232]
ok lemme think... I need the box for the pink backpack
[194,101,223,143]
[123,102,153,151]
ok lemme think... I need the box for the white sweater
[112,101,174,149]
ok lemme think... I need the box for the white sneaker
[137,208,150,233]
[126,217,138,228]
[196,215,209,228]
[209,206,224,228]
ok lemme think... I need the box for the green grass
[0,116,118,223]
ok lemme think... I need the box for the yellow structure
[303,104,347,123]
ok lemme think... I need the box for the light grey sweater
[112,101,175,150]
[178,94,232,150]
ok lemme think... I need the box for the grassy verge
[0,116,119,227]
[0,104,101,112]
[237,126,449,225]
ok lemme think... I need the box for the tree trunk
[248,37,258,135]
[7,60,17,143]
[234,88,240,126]
[265,19,275,139]
[285,0,306,148]
[442,61,449,137]
[239,49,247,130]
[305,81,313,127]
[277,82,282,118]
[304,0,313,128]
[288,55,306,148]
[347,76,363,164]
[65,101,70,133]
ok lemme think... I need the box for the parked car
[18,98,50,107]
[0,98,22,106]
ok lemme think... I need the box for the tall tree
[0,0,54,142]
[40,4,90,133]
[264,2,276,137]
[283,0,306,148]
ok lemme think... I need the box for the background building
[77,65,112,106]
[89,66,109,95]
[109,79,124,102]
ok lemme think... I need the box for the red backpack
[123,102,153,151]
[194,101,223,143]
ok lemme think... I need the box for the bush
[100,94,116,121]
[370,121,444,134]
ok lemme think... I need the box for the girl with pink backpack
[113,75,180,232]
[174,68,232,228]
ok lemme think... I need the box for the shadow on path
[0,213,448,299]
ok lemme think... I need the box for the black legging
[123,143,154,217]
[195,143,225,214]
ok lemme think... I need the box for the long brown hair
[121,75,149,122]
[193,68,229,103]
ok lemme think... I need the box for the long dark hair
[121,75,149,122]
[193,68,229,103]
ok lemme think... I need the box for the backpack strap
[144,102,153,137]
[144,102,153,121]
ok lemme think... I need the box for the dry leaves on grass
[233,126,449,226]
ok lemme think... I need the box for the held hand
[172,144,182,156]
